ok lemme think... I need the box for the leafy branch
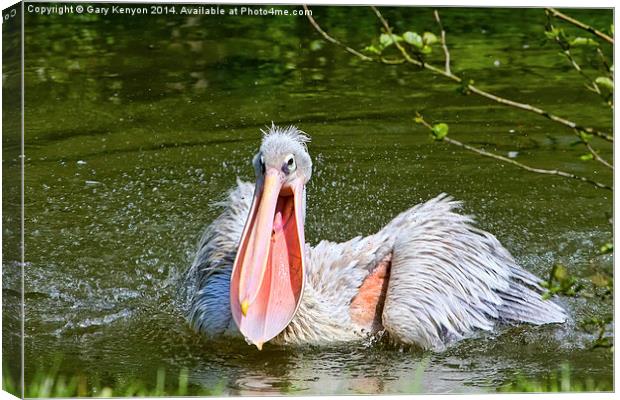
[542,9,613,169]
[414,113,612,191]
[541,262,613,351]
[304,6,612,192]
[545,9,614,108]
[303,5,373,62]
[303,5,613,143]
[584,141,613,169]
[545,7,614,44]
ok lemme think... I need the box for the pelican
[184,125,566,351]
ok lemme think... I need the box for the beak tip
[241,299,250,317]
[255,341,264,351]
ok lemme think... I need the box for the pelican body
[184,125,566,351]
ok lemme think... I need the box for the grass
[499,364,613,393]
[3,361,612,397]
[2,366,225,397]
[407,356,429,393]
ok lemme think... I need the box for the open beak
[230,167,305,349]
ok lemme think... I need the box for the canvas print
[1,1,613,396]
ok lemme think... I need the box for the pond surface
[3,4,613,395]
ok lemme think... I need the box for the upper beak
[230,167,306,349]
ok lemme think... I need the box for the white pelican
[184,125,566,351]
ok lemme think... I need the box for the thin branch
[370,6,422,67]
[380,57,406,65]
[304,7,614,189]
[374,7,615,142]
[545,16,604,96]
[546,8,614,45]
[445,138,612,190]
[434,10,451,74]
[464,85,612,142]
[416,115,612,191]
[302,5,373,62]
[304,7,613,143]
[585,142,613,169]
[596,47,612,73]
[562,49,601,94]
[446,137,612,190]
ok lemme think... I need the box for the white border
[0,1,616,400]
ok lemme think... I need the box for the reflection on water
[2,4,613,395]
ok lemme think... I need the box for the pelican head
[230,125,312,349]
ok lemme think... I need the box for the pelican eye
[260,154,266,174]
[285,155,296,173]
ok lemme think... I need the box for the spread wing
[381,194,567,350]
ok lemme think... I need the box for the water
[2,4,613,394]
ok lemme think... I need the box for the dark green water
[3,3,613,395]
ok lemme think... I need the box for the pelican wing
[184,179,254,336]
[381,194,567,350]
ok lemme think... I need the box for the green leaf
[403,31,423,48]
[379,33,393,48]
[552,264,568,281]
[457,79,474,95]
[578,130,593,143]
[570,37,598,46]
[420,45,432,54]
[595,76,614,91]
[423,32,438,45]
[600,242,613,254]
[544,27,562,40]
[309,40,324,51]
[363,45,382,55]
[379,33,401,48]
[580,153,594,161]
[431,123,449,140]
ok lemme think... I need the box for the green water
[3,4,613,395]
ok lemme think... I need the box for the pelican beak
[230,167,305,349]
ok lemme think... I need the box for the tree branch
[416,114,612,191]
[434,10,451,75]
[464,85,612,142]
[370,6,422,67]
[545,15,605,98]
[596,47,612,73]
[303,6,613,143]
[562,48,601,94]
[374,7,614,142]
[585,141,613,170]
[546,7,614,45]
[302,4,373,62]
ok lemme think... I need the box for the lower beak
[230,168,305,349]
